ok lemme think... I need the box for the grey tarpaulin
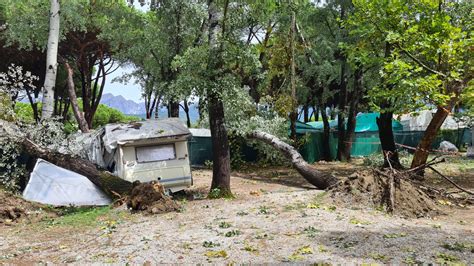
[23,159,111,206]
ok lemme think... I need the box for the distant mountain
[100,93,145,115]
[100,93,200,124]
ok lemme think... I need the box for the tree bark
[208,93,231,195]
[303,104,309,123]
[320,103,332,161]
[64,61,89,133]
[183,99,191,128]
[341,64,363,162]
[336,59,349,161]
[247,131,338,189]
[20,138,132,199]
[376,111,402,169]
[169,101,180,118]
[411,106,451,169]
[41,0,60,120]
[314,106,319,121]
[289,9,298,142]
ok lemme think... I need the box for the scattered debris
[0,190,56,224]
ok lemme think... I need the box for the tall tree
[289,8,298,141]
[41,0,60,119]
[207,0,232,196]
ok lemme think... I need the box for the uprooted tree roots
[327,169,440,218]
[126,181,180,214]
[326,158,473,218]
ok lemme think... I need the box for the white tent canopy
[23,159,111,206]
[397,110,466,131]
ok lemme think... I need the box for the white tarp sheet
[398,110,466,131]
[23,159,111,206]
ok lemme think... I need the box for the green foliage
[0,133,26,191]
[3,0,136,51]
[0,92,15,122]
[349,0,473,114]
[92,104,138,128]
[14,102,38,123]
[0,118,68,191]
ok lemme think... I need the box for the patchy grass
[436,252,460,263]
[208,188,234,199]
[40,206,126,228]
[218,221,232,228]
[302,226,319,238]
[441,242,474,252]
[383,232,407,239]
[204,250,227,258]
[203,241,220,248]
[224,229,241,237]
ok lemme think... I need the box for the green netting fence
[188,127,472,165]
[298,128,472,163]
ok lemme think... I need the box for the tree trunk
[303,104,309,123]
[41,0,60,120]
[154,95,162,119]
[208,93,231,195]
[20,138,132,199]
[330,106,336,120]
[206,0,232,197]
[64,62,89,133]
[320,104,332,161]
[289,9,298,142]
[376,111,402,169]
[247,131,338,189]
[169,101,180,118]
[25,88,40,122]
[61,99,70,123]
[411,106,450,169]
[341,64,363,162]
[183,99,191,128]
[336,59,349,161]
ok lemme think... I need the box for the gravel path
[1,169,473,264]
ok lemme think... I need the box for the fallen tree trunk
[20,138,132,199]
[247,131,339,189]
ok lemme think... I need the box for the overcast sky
[103,2,148,103]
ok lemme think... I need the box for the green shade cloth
[305,113,403,132]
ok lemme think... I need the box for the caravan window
[136,144,176,163]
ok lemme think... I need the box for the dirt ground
[0,161,473,264]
